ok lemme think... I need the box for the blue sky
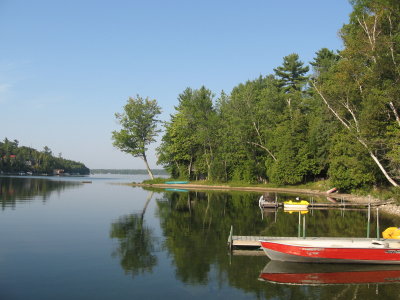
[0,0,352,169]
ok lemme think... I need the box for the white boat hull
[260,238,400,264]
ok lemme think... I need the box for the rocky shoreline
[132,183,400,217]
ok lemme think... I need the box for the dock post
[376,208,380,240]
[367,203,371,238]
[298,212,301,238]
[302,214,306,238]
[228,225,233,251]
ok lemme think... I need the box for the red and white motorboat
[259,261,400,285]
[259,237,400,264]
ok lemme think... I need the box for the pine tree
[274,53,309,92]
[310,48,340,78]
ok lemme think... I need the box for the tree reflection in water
[110,190,400,299]
[156,191,400,299]
[110,191,158,277]
[0,176,81,209]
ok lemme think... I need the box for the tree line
[0,138,90,175]
[112,0,400,192]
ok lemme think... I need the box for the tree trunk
[356,138,399,187]
[204,144,212,180]
[141,191,154,220]
[142,154,154,180]
[313,82,399,187]
[389,101,400,127]
[249,142,277,161]
[251,122,277,161]
[188,156,193,179]
[224,160,228,182]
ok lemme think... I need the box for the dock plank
[229,235,332,248]
[232,249,265,256]
[230,235,296,248]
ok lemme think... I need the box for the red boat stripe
[261,241,400,261]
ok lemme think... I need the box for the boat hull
[259,261,400,285]
[283,205,308,210]
[260,239,400,264]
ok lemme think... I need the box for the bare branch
[357,16,373,48]
[356,136,399,187]
[389,101,400,127]
[388,14,399,75]
[312,81,351,130]
[252,121,264,144]
[357,15,377,63]
[372,14,378,47]
[313,81,399,187]
[342,97,360,133]
[248,142,277,161]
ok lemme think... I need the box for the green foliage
[231,160,259,183]
[141,177,170,184]
[150,190,400,297]
[112,96,161,157]
[112,95,161,179]
[110,213,157,277]
[157,87,217,180]
[0,177,81,209]
[274,53,309,92]
[385,124,400,179]
[310,48,340,78]
[328,131,378,191]
[0,138,89,175]
[156,0,400,190]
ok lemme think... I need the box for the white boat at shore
[283,200,309,210]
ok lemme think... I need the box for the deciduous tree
[112,95,161,179]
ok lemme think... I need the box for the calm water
[1,175,400,299]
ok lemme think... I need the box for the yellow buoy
[284,210,309,214]
[382,227,400,239]
[283,200,310,205]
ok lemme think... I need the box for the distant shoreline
[91,169,168,175]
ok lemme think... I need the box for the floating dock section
[227,226,303,250]
[229,235,265,248]
[227,233,314,257]
[228,204,386,252]
[259,200,388,209]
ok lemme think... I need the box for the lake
[1,175,400,299]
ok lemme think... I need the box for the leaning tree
[112,95,161,179]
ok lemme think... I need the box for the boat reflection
[259,261,400,285]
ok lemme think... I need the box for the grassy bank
[141,177,400,203]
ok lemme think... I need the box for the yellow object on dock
[283,200,309,211]
[382,227,400,239]
[284,210,308,214]
[283,200,310,206]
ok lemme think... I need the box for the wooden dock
[227,226,305,249]
[259,201,387,209]
[227,200,389,253]
[228,235,309,249]
[230,235,266,248]
[232,249,265,256]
